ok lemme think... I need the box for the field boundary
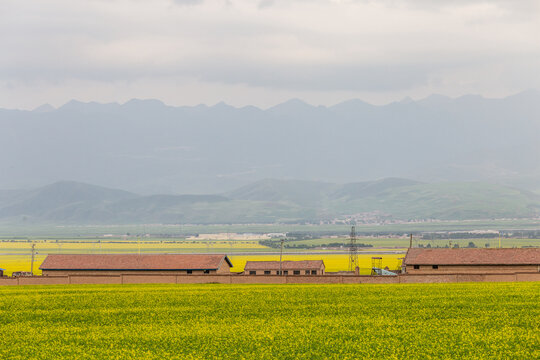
[0,272,539,286]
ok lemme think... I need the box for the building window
[293,270,300,275]
[204,270,210,274]
[264,270,271,275]
[276,271,282,275]
[311,270,317,275]
[187,270,193,274]
[249,271,256,275]
[305,270,310,275]
[413,265,420,270]
[432,265,438,269]
[283,271,288,275]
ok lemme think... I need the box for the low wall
[1,272,539,286]
[122,274,177,284]
[18,276,70,285]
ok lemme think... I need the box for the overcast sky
[1,0,539,109]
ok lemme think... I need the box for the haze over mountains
[1,91,539,195]
[0,179,538,225]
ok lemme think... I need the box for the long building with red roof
[403,248,540,274]
[40,254,233,276]
[244,260,325,275]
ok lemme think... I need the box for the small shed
[39,254,233,276]
[0,268,4,277]
[404,248,540,274]
[244,260,325,275]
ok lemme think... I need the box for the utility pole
[279,238,284,275]
[409,233,413,248]
[30,243,36,275]
[348,226,359,273]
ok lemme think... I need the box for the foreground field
[0,283,538,359]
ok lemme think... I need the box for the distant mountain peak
[32,103,55,113]
[503,89,540,103]
[330,98,373,109]
[58,99,86,111]
[281,98,309,106]
[267,98,316,113]
[399,96,414,104]
[455,94,484,102]
[211,101,236,110]
[415,94,454,107]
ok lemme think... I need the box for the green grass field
[284,237,540,248]
[1,218,540,237]
[0,283,538,359]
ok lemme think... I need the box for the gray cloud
[190,62,433,92]
[0,0,539,108]
[258,0,274,9]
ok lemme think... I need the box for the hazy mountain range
[0,179,538,225]
[1,91,539,195]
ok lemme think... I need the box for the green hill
[0,179,538,224]
[330,182,540,220]
[227,179,338,206]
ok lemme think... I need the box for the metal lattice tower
[371,257,382,267]
[348,226,359,272]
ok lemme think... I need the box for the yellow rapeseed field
[0,253,402,275]
[0,283,538,359]
[0,240,266,275]
[0,240,404,275]
[228,254,402,273]
[0,255,47,275]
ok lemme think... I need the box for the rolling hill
[0,179,538,225]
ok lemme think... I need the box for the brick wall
[406,264,538,274]
[42,270,220,276]
[1,272,539,286]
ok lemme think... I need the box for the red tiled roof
[404,248,540,266]
[40,254,233,270]
[244,260,324,271]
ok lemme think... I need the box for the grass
[0,283,538,359]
